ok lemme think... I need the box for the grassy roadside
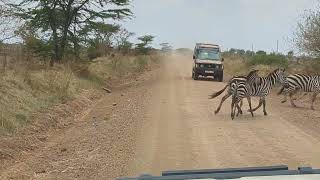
[0,54,161,134]
[224,54,320,76]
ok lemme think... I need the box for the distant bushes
[248,54,288,67]
[223,52,290,75]
[224,52,320,76]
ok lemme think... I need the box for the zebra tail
[277,86,285,95]
[208,84,228,99]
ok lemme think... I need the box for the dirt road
[126,54,320,176]
[1,54,320,180]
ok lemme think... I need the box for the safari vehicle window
[197,49,220,60]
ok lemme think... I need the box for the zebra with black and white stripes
[231,68,288,119]
[278,74,320,110]
[209,69,260,116]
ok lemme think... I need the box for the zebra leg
[236,103,240,117]
[249,98,263,112]
[262,97,267,115]
[289,90,298,107]
[236,101,243,117]
[215,93,231,114]
[281,92,288,103]
[246,97,254,117]
[311,92,319,110]
[237,99,243,115]
[231,99,236,120]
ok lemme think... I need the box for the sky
[122,0,318,53]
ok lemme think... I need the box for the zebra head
[273,68,289,88]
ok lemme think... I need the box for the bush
[248,54,288,67]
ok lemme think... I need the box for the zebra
[278,74,320,110]
[231,68,288,120]
[209,69,260,116]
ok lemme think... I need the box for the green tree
[256,50,267,55]
[245,50,254,56]
[160,42,172,52]
[136,35,155,54]
[8,0,132,66]
[237,49,245,55]
[115,28,135,53]
[86,24,120,59]
[229,48,236,54]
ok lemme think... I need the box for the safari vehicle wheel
[214,74,223,82]
[193,72,199,80]
[219,74,223,82]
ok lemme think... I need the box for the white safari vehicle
[192,43,224,81]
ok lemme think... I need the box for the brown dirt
[1,54,320,180]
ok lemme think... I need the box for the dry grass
[0,65,79,133]
[224,54,320,76]
[224,55,252,76]
[0,53,160,134]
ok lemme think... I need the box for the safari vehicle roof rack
[196,43,219,49]
[117,165,320,180]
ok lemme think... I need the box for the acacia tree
[86,23,120,59]
[7,0,132,66]
[160,42,172,52]
[114,28,135,53]
[294,7,320,57]
[136,35,154,54]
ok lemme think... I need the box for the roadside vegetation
[0,0,163,133]
[0,53,161,133]
[223,50,320,76]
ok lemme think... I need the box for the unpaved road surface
[1,54,320,180]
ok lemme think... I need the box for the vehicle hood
[195,59,222,64]
[192,174,320,180]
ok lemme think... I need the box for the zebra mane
[246,69,259,80]
[267,68,284,78]
[267,68,278,77]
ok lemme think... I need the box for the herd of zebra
[208,68,320,119]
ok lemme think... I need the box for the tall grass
[90,54,152,79]
[224,53,320,76]
[223,55,250,75]
[225,54,291,75]
[0,54,159,134]
[0,65,79,133]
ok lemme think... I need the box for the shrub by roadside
[248,54,288,68]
